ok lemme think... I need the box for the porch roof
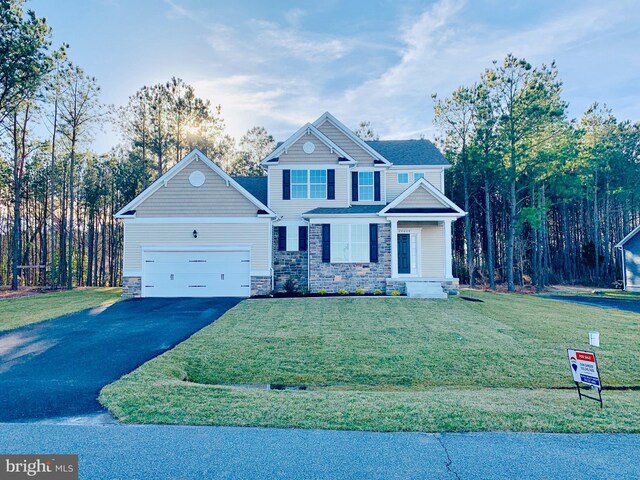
[303,205,385,216]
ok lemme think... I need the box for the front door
[398,234,411,274]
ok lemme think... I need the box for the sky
[29,0,640,153]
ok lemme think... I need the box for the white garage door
[142,249,251,297]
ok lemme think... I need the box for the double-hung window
[358,172,374,201]
[413,172,424,182]
[330,224,369,263]
[286,227,299,251]
[291,170,308,199]
[290,169,327,199]
[310,170,327,199]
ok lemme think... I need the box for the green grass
[0,287,122,331]
[99,291,640,432]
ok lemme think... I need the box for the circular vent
[303,141,315,154]
[189,170,206,187]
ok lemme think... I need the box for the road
[542,295,640,314]
[0,423,638,479]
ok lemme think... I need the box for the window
[310,170,327,199]
[330,224,369,263]
[358,171,374,201]
[291,170,308,199]
[413,172,424,182]
[286,227,299,251]
[397,173,409,184]
[290,169,327,199]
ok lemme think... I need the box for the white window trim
[290,168,328,200]
[357,170,375,202]
[397,172,409,184]
[286,226,299,251]
[330,224,370,263]
[413,172,425,182]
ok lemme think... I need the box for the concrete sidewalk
[0,423,637,479]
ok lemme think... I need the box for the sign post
[567,349,603,408]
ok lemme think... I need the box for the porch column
[444,219,453,279]
[391,219,398,277]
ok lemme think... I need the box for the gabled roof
[261,123,356,165]
[233,176,267,206]
[616,225,640,248]
[366,140,450,166]
[312,112,392,166]
[380,178,465,217]
[115,149,275,218]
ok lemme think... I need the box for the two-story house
[115,112,465,298]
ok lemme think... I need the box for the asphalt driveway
[542,295,640,313]
[0,297,241,422]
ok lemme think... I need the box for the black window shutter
[278,226,287,251]
[369,224,379,263]
[282,169,291,200]
[299,226,308,251]
[374,171,381,201]
[351,171,359,201]
[327,169,335,200]
[322,224,331,263]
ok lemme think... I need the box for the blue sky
[30,0,640,153]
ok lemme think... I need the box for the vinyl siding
[268,166,350,218]
[135,160,258,217]
[386,169,442,202]
[399,222,445,277]
[624,234,640,287]
[277,133,341,165]
[395,187,445,208]
[317,120,378,166]
[124,222,270,272]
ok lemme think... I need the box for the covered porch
[385,218,458,297]
[380,178,465,297]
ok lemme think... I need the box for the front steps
[405,281,448,299]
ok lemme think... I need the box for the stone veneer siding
[272,227,309,292]
[251,275,272,296]
[308,223,391,293]
[121,276,141,297]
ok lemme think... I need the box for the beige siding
[386,169,442,202]
[317,120,377,166]
[135,160,258,217]
[268,166,350,218]
[124,222,270,272]
[400,222,445,277]
[395,187,445,208]
[277,134,341,165]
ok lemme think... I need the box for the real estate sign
[567,349,601,388]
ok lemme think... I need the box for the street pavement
[0,422,638,479]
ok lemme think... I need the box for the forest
[1,0,639,291]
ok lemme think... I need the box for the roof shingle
[366,139,449,166]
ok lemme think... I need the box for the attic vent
[189,170,205,187]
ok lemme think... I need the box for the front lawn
[99,291,640,432]
[0,287,122,332]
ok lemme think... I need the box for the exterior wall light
[193,230,198,238]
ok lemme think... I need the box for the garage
[142,248,251,297]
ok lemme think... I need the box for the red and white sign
[568,349,601,388]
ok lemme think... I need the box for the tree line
[2,0,638,291]
[0,0,273,290]
[432,55,640,290]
